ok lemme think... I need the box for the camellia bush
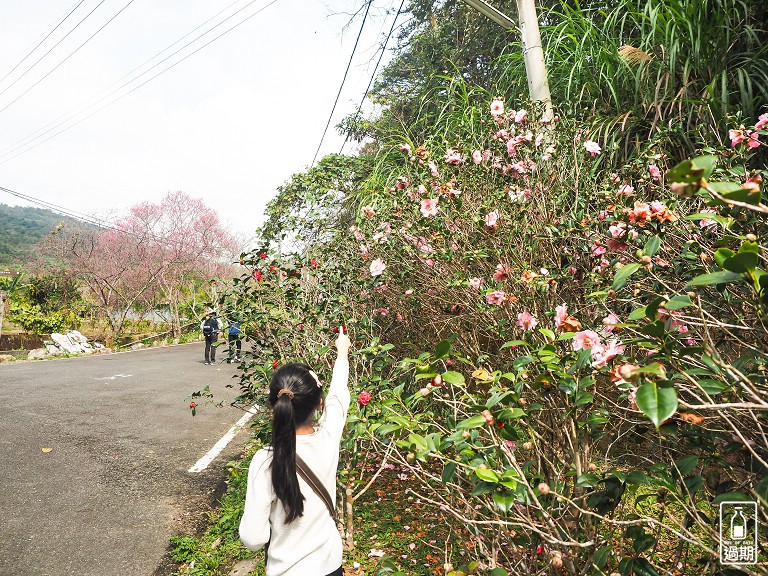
[227,85,767,575]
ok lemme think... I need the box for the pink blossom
[606,239,627,252]
[445,148,465,164]
[517,310,539,330]
[468,277,484,290]
[618,184,635,197]
[602,312,620,332]
[508,188,530,202]
[756,113,768,131]
[609,223,626,238]
[628,201,652,225]
[506,138,518,157]
[420,198,439,217]
[399,143,412,155]
[485,209,500,227]
[374,308,389,317]
[592,244,607,257]
[555,303,568,329]
[493,263,510,282]
[573,330,601,351]
[486,291,507,306]
[490,98,505,117]
[424,258,435,266]
[514,109,527,123]
[650,200,665,213]
[584,140,602,156]
[591,340,625,368]
[471,150,483,164]
[369,258,386,276]
[429,162,439,177]
[359,244,369,257]
[729,129,748,146]
[361,205,375,219]
[396,176,410,190]
[350,225,365,240]
[358,391,372,406]
[405,289,414,296]
[747,132,761,148]
[648,164,661,181]
[535,133,544,147]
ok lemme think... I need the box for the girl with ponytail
[239,327,351,576]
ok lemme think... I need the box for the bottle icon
[730,506,747,540]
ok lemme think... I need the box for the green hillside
[0,204,75,266]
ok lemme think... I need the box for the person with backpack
[200,310,222,365]
[239,326,351,576]
[226,315,242,363]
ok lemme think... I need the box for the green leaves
[636,382,678,428]
[612,262,642,290]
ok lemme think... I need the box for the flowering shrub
[229,91,767,574]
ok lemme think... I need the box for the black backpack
[203,318,217,337]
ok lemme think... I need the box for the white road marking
[188,404,259,473]
[94,374,133,380]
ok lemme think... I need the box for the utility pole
[461,0,553,120]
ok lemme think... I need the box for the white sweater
[239,357,350,576]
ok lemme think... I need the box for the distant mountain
[0,204,79,267]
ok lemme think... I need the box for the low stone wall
[0,333,45,352]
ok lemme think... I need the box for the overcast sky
[0,0,400,242]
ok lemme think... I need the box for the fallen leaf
[41,447,52,453]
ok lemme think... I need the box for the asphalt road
[0,342,258,576]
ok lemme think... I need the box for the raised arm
[321,327,351,441]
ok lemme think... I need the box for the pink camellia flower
[359,244,369,257]
[592,244,607,257]
[618,184,635,197]
[493,263,509,282]
[361,205,375,219]
[486,290,507,306]
[490,98,505,116]
[517,310,539,330]
[485,209,500,228]
[573,330,601,351]
[425,258,435,267]
[590,340,625,368]
[584,140,602,156]
[369,258,386,276]
[609,223,626,238]
[650,200,665,212]
[358,391,372,406]
[396,176,410,190]
[756,113,768,131]
[429,161,439,177]
[445,148,465,164]
[471,150,483,164]
[514,109,527,123]
[468,277,484,290]
[729,129,748,146]
[506,138,518,157]
[420,197,439,217]
[603,312,620,332]
[747,132,761,148]
[628,201,652,225]
[555,303,568,329]
[648,164,661,181]
[350,225,365,241]
[399,143,412,155]
[404,289,413,296]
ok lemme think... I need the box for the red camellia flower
[259,252,267,260]
[253,270,263,282]
[189,402,196,409]
[358,391,372,406]
[272,360,279,369]
[311,259,319,268]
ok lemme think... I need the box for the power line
[339,0,405,154]
[0,0,250,159]
[0,0,280,165]
[310,0,374,167]
[0,0,87,89]
[0,0,137,116]
[0,0,109,102]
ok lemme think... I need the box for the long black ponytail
[269,363,323,523]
